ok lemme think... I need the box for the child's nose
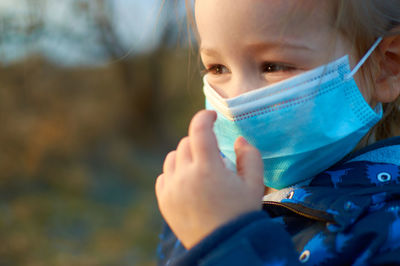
[228,75,266,98]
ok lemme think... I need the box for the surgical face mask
[203,38,383,189]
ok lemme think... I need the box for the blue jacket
[157,137,400,265]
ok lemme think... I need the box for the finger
[155,173,165,200]
[188,110,221,164]
[176,136,192,164]
[234,137,264,189]
[163,151,177,174]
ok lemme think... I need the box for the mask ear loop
[345,37,383,79]
[346,37,384,115]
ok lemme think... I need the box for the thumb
[234,137,264,187]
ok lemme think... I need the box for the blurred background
[0,0,203,265]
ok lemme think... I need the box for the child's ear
[375,26,400,103]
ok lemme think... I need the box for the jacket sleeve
[158,211,301,266]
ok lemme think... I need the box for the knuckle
[193,161,212,176]
[165,150,176,163]
[166,150,176,159]
[155,174,164,194]
[177,136,190,149]
[163,151,176,169]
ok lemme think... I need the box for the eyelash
[201,63,296,76]
[262,63,296,73]
[201,65,227,76]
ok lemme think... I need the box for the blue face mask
[203,38,383,189]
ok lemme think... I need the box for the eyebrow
[248,41,313,52]
[200,41,314,55]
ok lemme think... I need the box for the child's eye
[262,63,296,73]
[203,64,230,75]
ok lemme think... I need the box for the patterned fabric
[157,137,400,265]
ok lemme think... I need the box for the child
[156,0,400,265]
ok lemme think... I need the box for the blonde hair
[184,0,400,145]
[332,0,400,146]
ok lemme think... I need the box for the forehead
[195,0,335,49]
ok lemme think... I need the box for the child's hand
[155,110,264,249]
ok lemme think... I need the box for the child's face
[196,0,370,100]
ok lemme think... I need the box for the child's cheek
[354,70,375,106]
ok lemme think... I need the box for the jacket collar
[263,137,400,231]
